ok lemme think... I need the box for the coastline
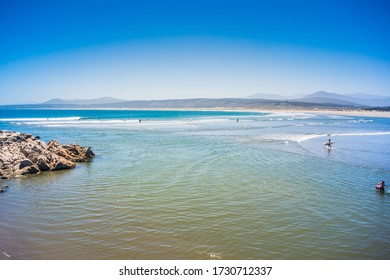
[91,107,390,118]
[2,105,390,119]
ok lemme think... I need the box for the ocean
[0,109,389,259]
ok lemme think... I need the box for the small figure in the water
[139,119,141,123]
[236,118,239,122]
[325,138,333,148]
[376,181,386,192]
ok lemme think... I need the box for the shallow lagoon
[1,109,389,259]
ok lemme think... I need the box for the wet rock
[53,160,76,171]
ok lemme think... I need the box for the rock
[84,147,94,159]
[47,141,95,163]
[14,164,39,176]
[20,159,33,168]
[0,130,94,181]
[27,165,40,174]
[53,160,76,171]
[37,158,51,171]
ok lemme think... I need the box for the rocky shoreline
[0,130,95,182]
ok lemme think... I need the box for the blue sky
[0,0,389,104]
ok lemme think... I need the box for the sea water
[0,109,389,259]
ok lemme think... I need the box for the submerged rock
[0,130,95,181]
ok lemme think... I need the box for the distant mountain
[294,91,362,107]
[299,91,390,107]
[305,91,345,99]
[293,96,362,107]
[247,91,390,107]
[3,93,389,110]
[345,93,389,100]
[4,98,360,110]
[247,93,308,99]
[246,93,289,100]
[43,97,128,105]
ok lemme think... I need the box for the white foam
[2,250,11,258]
[3,116,235,128]
[294,134,327,142]
[264,112,316,119]
[347,119,373,123]
[257,131,390,144]
[294,131,390,142]
[0,117,81,122]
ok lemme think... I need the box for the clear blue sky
[1,0,389,104]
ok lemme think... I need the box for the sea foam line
[0,117,81,122]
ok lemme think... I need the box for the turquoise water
[0,109,390,259]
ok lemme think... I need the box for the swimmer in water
[376,181,386,192]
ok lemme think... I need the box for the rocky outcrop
[0,130,95,180]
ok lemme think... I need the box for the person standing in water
[376,181,386,192]
[325,139,332,148]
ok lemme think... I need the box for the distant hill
[301,91,390,107]
[246,93,302,100]
[248,91,390,107]
[43,97,128,105]
[2,97,366,111]
[346,93,389,100]
[2,93,389,111]
[246,93,289,100]
[294,92,363,107]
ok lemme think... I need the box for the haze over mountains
[3,92,390,110]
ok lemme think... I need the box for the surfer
[325,138,333,148]
[376,181,386,192]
